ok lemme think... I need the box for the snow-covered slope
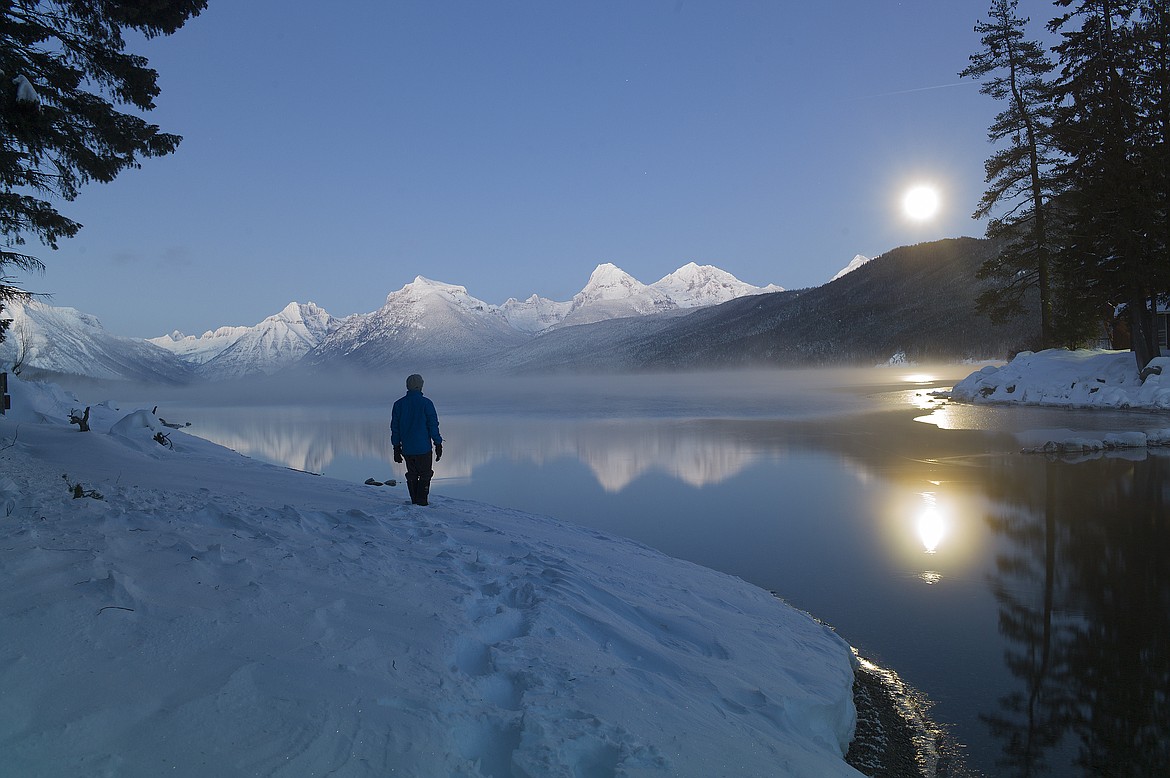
[149,325,251,365]
[651,261,783,308]
[0,374,862,776]
[497,294,573,334]
[150,302,336,379]
[0,300,191,383]
[309,277,526,370]
[830,255,872,282]
[199,302,336,379]
[555,263,676,328]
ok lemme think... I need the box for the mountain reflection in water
[158,369,1169,776]
[174,410,784,492]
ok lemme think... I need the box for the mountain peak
[411,276,463,290]
[268,301,332,327]
[651,263,780,309]
[580,264,646,299]
[830,255,871,282]
[586,262,633,281]
[389,276,473,303]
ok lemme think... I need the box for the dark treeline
[964,0,1170,369]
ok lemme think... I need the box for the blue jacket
[390,389,442,456]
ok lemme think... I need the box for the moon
[902,185,941,221]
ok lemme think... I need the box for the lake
[154,367,1170,777]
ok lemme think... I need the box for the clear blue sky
[18,0,1006,338]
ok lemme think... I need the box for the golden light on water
[917,492,946,554]
[880,487,981,587]
[909,391,943,411]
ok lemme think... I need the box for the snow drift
[950,348,1170,409]
[0,375,861,777]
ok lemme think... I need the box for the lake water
[155,367,1170,777]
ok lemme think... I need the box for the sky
[14,0,1012,338]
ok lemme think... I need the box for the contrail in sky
[854,82,972,99]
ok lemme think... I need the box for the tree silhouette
[0,0,206,339]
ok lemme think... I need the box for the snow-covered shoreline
[0,376,862,777]
[950,348,1170,410]
[948,349,1170,456]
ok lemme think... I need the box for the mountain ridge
[1,242,1033,383]
[146,261,783,377]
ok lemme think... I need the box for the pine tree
[1132,2,1170,335]
[1048,0,1167,368]
[962,0,1063,348]
[0,0,206,341]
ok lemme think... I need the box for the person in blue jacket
[390,373,443,505]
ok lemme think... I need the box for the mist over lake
[151,366,1170,776]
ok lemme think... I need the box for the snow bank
[950,348,1170,409]
[948,348,1170,455]
[0,375,861,777]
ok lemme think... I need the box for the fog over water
[149,366,1170,777]
[151,366,982,484]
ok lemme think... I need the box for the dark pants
[404,452,434,505]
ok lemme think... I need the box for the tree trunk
[69,406,90,432]
[1129,298,1158,371]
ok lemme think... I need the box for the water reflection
[172,408,764,492]
[915,492,947,585]
[917,492,946,554]
[982,451,1170,776]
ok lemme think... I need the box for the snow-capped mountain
[150,302,336,379]
[0,300,191,383]
[4,261,787,382]
[556,263,676,329]
[494,262,782,333]
[149,325,250,365]
[830,254,872,282]
[651,262,783,309]
[310,264,782,370]
[308,277,526,371]
[497,294,573,334]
